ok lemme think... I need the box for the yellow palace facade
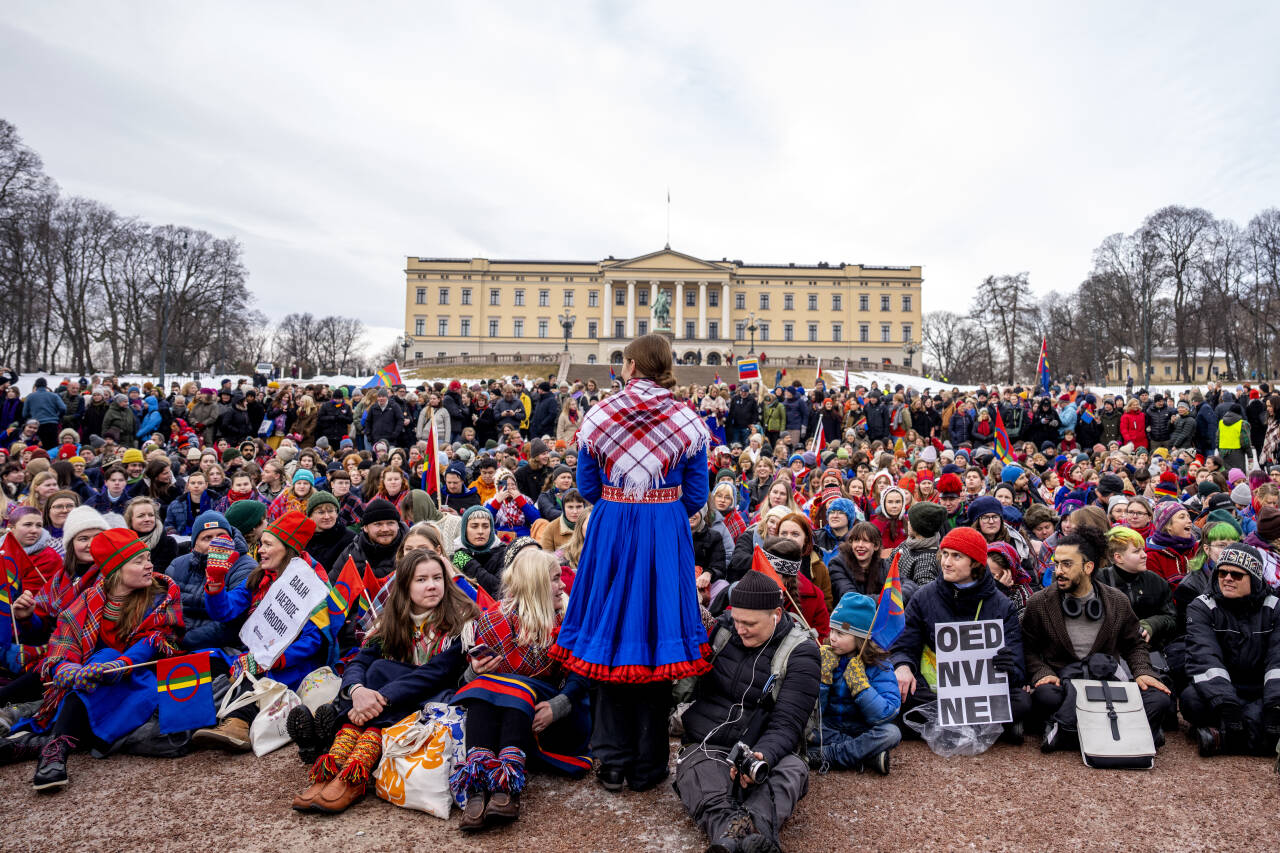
[404,248,923,367]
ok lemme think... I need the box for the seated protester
[163,469,212,537]
[267,468,316,522]
[225,498,268,561]
[125,497,179,575]
[554,508,590,598]
[1173,521,1242,639]
[761,536,830,642]
[4,507,110,706]
[42,489,79,558]
[331,498,406,586]
[441,463,481,515]
[305,491,356,575]
[778,513,834,610]
[813,496,860,565]
[969,495,1033,566]
[401,489,461,555]
[1023,527,1173,752]
[1023,503,1060,582]
[1181,543,1280,757]
[1242,505,1280,590]
[811,592,901,773]
[85,463,130,515]
[194,512,330,750]
[1145,500,1205,587]
[675,572,820,853]
[727,505,791,583]
[288,549,480,813]
[327,468,365,528]
[712,479,750,544]
[871,485,910,554]
[485,469,540,541]
[1,506,62,594]
[1097,526,1175,651]
[890,526,1030,741]
[358,521,459,637]
[166,511,256,652]
[539,488,585,553]
[1,529,182,792]
[690,504,729,582]
[988,541,1035,617]
[450,548,591,832]
[892,502,948,599]
[828,522,887,601]
[213,469,259,514]
[451,505,507,598]
[535,465,575,522]
[133,458,181,514]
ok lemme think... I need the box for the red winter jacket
[1119,411,1148,448]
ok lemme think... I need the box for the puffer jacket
[819,647,900,732]
[1184,574,1280,711]
[166,529,255,651]
[1145,402,1173,441]
[681,612,821,769]
[1170,412,1196,449]
[890,573,1026,686]
[947,409,973,447]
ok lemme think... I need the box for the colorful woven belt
[600,485,680,504]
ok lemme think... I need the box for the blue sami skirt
[551,497,711,684]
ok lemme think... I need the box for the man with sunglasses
[1182,543,1280,757]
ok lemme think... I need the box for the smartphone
[469,644,496,660]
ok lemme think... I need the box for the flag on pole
[814,358,822,386]
[608,366,618,384]
[869,553,905,650]
[361,361,403,389]
[1035,337,1051,396]
[421,418,440,496]
[156,652,217,734]
[810,420,826,455]
[331,557,367,616]
[994,407,1016,465]
[750,545,784,590]
[844,365,850,391]
[363,564,385,599]
[737,358,760,381]
[454,575,498,610]
[714,371,721,385]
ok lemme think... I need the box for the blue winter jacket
[889,573,1027,686]
[820,651,901,733]
[948,410,974,447]
[783,395,808,431]
[167,529,255,652]
[136,396,162,440]
[22,387,66,425]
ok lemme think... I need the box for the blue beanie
[829,592,876,639]
[827,497,864,525]
[968,495,1004,524]
[192,510,231,539]
[1000,464,1024,484]
[292,468,315,484]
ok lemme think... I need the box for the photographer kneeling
[675,571,820,853]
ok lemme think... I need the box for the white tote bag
[297,666,341,712]
[216,669,302,757]
[374,710,458,818]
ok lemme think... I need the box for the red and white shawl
[578,378,710,498]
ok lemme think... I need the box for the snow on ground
[820,369,1204,398]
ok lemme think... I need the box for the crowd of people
[1,347,1279,853]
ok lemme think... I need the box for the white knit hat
[62,505,109,544]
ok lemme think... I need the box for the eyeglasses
[1216,569,1248,581]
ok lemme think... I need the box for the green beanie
[306,490,340,516]
[224,499,267,537]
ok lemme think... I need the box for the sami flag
[810,420,826,455]
[421,418,440,496]
[455,575,498,611]
[608,366,619,385]
[1035,337,1051,397]
[361,361,403,389]
[994,408,1016,466]
[156,652,217,734]
[869,553,905,650]
[750,545,785,591]
[363,564,386,599]
[737,358,759,381]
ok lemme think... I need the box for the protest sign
[239,558,329,667]
[934,619,1012,727]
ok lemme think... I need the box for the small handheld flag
[1035,337,1051,397]
[361,361,403,390]
[810,420,826,455]
[869,553,905,650]
[421,418,441,496]
[156,652,217,734]
[454,575,498,610]
[608,366,618,384]
[737,358,759,381]
[994,408,1016,465]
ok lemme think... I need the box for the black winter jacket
[1170,413,1196,448]
[1185,579,1280,710]
[1145,402,1173,441]
[364,399,405,445]
[692,524,728,582]
[1096,565,1175,649]
[681,612,821,769]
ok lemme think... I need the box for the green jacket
[763,400,786,432]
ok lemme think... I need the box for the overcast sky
[4,2,1279,352]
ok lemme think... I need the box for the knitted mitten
[204,536,238,593]
[73,661,116,692]
[310,724,362,783]
[335,728,384,791]
[51,662,82,689]
[844,657,871,696]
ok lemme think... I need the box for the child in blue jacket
[810,592,901,774]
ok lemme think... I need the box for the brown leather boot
[312,728,381,814]
[458,792,488,831]
[290,780,327,812]
[484,791,520,824]
[191,717,251,751]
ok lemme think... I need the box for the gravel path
[2,734,1277,852]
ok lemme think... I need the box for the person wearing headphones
[1021,526,1173,753]
[673,571,820,853]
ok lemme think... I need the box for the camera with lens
[727,741,769,784]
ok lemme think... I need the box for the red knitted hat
[263,510,316,553]
[90,528,150,578]
[936,473,963,496]
[940,526,989,567]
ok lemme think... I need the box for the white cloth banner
[239,558,329,667]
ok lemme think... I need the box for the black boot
[286,705,323,764]
[1194,727,1221,758]
[32,735,76,792]
[0,731,47,765]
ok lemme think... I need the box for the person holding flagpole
[550,333,712,794]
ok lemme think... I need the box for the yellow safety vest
[1218,419,1243,450]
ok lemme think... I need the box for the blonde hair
[500,547,561,648]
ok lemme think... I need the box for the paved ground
[3,731,1278,852]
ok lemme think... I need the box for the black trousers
[1031,681,1171,733]
[591,681,672,786]
[1180,685,1272,755]
[465,702,530,754]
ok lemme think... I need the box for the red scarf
[577,378,710,497]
